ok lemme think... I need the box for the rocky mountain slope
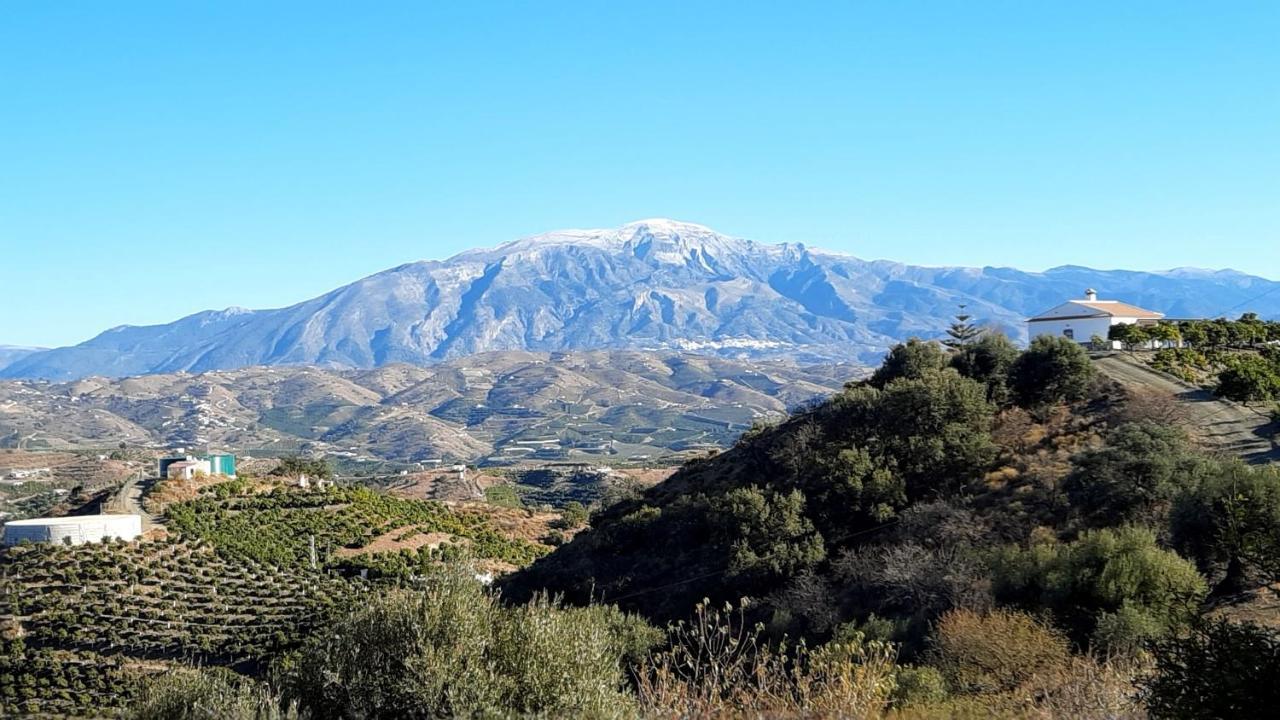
[0,351,854,464]
[5,219,1278,380]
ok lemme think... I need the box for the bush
[1064,422,1210,528]
[637,601,899,718]
[558,500,589,528]
[929,609,1070,694]
[1170,462,1280,594]
[950,333,1019,406]
[991,527,1207,648]
[1216,354,1280,402]
[1145,618,1280,720]
[869,339,951,388]
[891,665,949,706]
[278,568,657,719]
[130,668,300,720]
[711,486,826,581]
[1009,336,1095,407]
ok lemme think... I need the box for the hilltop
[5,219,1279,380]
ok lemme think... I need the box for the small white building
[1027,289,1164,346]
[2,514,143,546]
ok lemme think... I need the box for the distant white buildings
[157,453,237,480]
[2,514,142,546]
[1027,289,1164,346]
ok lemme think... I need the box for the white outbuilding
[1027,289,1164,346]
[2,514,143,546]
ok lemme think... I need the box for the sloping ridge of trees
[504,331,1280,677]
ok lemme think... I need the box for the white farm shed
[2,514,142,546]
[1027,289,1164,346]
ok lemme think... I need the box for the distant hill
[0,346,45,372]
[5,219,1279,380]
[0,351,853,464]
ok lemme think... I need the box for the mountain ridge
[5,219,1279,380]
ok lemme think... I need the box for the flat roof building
[2,514,142,546]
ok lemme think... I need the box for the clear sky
[2,1,1277,348]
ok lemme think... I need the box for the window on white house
[1063,329,1074,339]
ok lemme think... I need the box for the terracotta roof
[1072,301,1164,319]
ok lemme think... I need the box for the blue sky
[2,1,1277,348]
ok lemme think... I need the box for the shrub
[928,609,1070,694]
[1216,354,1280,402]
[711,486,826,581]
[1145,618,1280,720]
[636,601,898,718]
[1169,462,1280,594]
[558,500,590,529]
[1009,335,1095,407]
[869,339,951,388]
[279,568,656,719]
[991,527,1207,648]
[891,665,948,706]
[1063,422,1210,528]
[130,668,300,720]
[950,333,1019,406]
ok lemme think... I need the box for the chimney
[1084,288,1098,301]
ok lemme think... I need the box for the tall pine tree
[944,304,983,348]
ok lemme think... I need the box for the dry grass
[636,601,898,719]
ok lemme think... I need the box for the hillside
[0,351,852,464]
[504,335,1280,650]
[6,220,1280,380]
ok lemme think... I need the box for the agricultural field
[0,538,362,717]
[0,478,560,716]
[164,481,551,571]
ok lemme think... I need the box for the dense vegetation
[499,332,1280,716]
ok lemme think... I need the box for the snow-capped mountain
[5,219,1278,380]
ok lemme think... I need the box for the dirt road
[104,471,159,529]
[1094,353,1278,464]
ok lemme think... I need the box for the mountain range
[5,219,1278,381]
[0,351,853,464]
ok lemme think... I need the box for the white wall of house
[1028,316,1113,343]
[1027,315,1151,345]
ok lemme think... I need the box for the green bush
[991,527,1207,648]
[130,668,300,720]
[950,333,1019,406]
[1215,354,1280,402]
[1009,335,1095,407]
[1170,462,1280,594]
[278,568,658,719]
[869,339,951,388]
[892,665,949,706]
[1063,422,1211,528]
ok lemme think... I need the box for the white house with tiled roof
[1027,289,1164,345]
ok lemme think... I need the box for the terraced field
[164,482,550,569]
[0,480,556,716]
[0,538,363,716]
